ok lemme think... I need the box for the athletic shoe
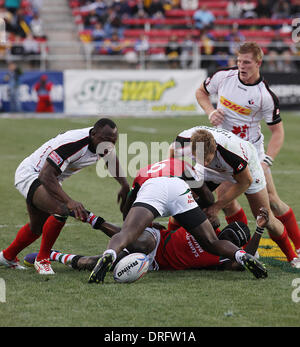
[0,251,26,270]
[290,257,300,269]
[88,254,113,283]
[24,252,38,267]
[242,253,268,279]
[34,258,55,275]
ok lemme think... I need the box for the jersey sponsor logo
[48,151,63,166]
[220,96,251,116]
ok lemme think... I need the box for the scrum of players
[1,42,300,283]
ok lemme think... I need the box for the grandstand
[0,0,298,71]
[0,0,299,113]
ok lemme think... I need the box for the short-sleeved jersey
[155,226,221,270]
[175,126,251,177]
[132,158,201,190]
[203,67,281,143]
[23,127,101,182]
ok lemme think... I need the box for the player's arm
[220,207,268,271]
[205,166,252,218]
[263,122,284,168]
[195,83,224,126]
[104,150,130,212]
[122,183,140,220]
[39,160,87,220]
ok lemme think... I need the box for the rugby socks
[3,223,40,261]
[50,251,76,265]
[234,250,246,265]
[36,215,66,261]
[276,208,300,250]
[225,208,248,225]
[269,228,298,262]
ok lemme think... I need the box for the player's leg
[216,181,248,225]
[263,166,300,253]
[0,201,49,269]
[89,205,156,283]
[174,207,267,278]
[245,187,299,265]
[30,184,68,274]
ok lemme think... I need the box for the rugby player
[23,208,269,273]
[0,118,130,275]
[172,126,299,267]
[88,158,268,283]
[195,41,300,258]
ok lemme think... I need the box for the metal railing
[2,40,299,72]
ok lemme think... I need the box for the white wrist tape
[208,110,218,120]
[263,154,274,167]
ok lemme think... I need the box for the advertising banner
[263,73,300,110]
[64,70,206,116]
[0,70,64,112]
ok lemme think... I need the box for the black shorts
[26,178,42,207]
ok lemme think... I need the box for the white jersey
[203,67,281,144]
[15,127,102,198]
[174,126,266,194]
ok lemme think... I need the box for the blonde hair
[237,42,264,62]
[191,129,216,160]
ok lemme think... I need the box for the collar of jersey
[238,73,263,86]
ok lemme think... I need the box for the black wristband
[93,216,106,229]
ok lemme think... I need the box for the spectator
[200,32,215,69]
[3,61,22,112]
[268,30,290,56]
[91,21,106,53]
[226,24,245,56]
[278,50,297,73]
[134,34,149,54]
[255,0,272,18]
[180,0,198,10]
[9,34,25,56]
[4,0,21,15]
[145,0,166,18]
[165,34,181,68]
[30,12,45,39]
[23,33,40,67]
[103,31,128,55]
[214,36,229,68]
[241,0,257,19]
[180,33,194,69]
[103,7,124,38]
[34,74,54,113]
[291,0,300,18]
[193,5,215,32]
[227,0,243,19]
[272,0,291,19]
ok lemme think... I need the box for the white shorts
[14,157,40,199]
[143,227,161,271]
[134,177,199,217]
[252,134,265,162]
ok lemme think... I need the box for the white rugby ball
[113,253,149,283]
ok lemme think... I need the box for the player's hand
[208,109,225,126]
[256,207,269,228]
[67,200,88,221]
[117,183,130,213]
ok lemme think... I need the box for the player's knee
[54,204,69,218]
[29,222,43,236]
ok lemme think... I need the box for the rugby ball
[113,253,149,283]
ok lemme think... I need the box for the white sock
[103,249,117,262]
[234,250,246,265]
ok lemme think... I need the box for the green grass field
[1,113,300,327]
